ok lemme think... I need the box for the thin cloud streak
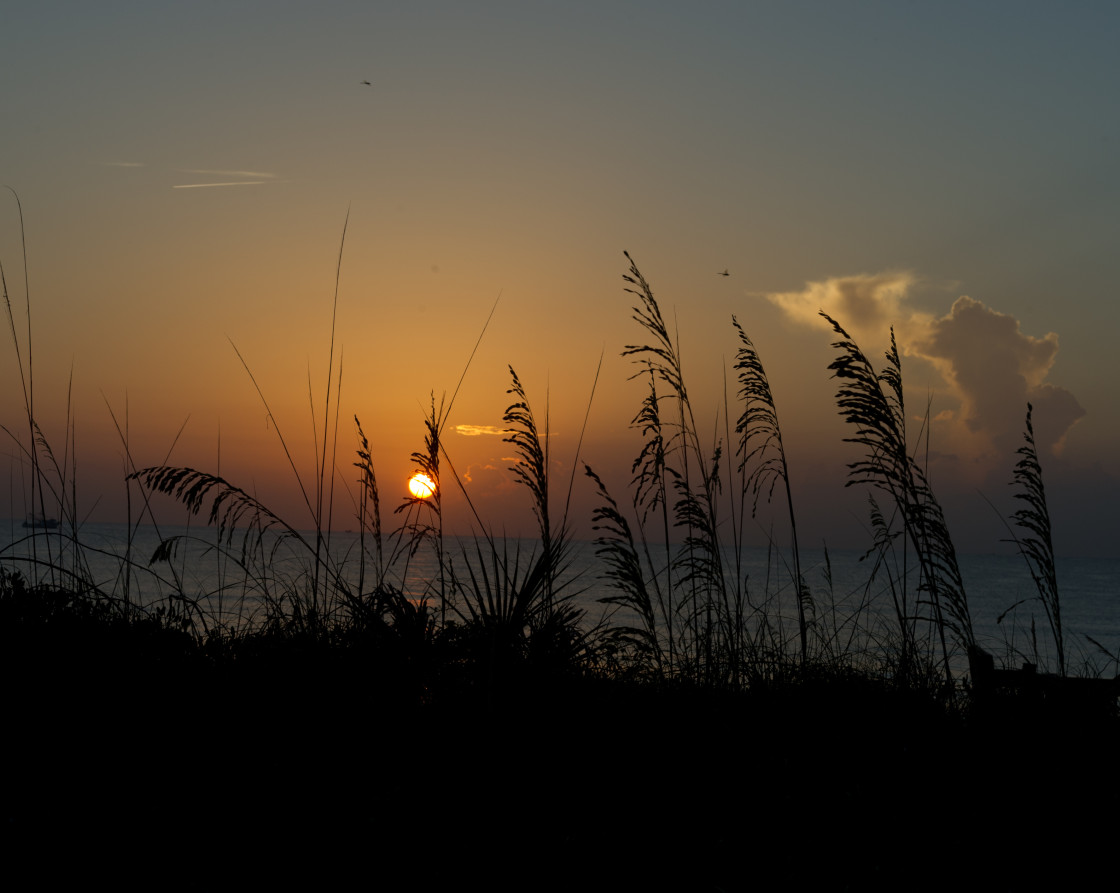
[172,181,267,189]
[179,169,277,179]
[454,424,507,437]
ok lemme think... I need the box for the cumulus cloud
[767,272,919,347]
[910,296,1084,456]
[766,274,1083,463]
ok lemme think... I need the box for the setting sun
[407,472,437,499]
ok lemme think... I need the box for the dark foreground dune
[4,604,1117,891]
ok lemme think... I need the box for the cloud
[910,296,1084,456]
[172,169,278,189]
[179,169,277,179]
[454,424,507,437]
[766,274,1083,463]
[98,163,278,186]
[459,462,516,492]
[461,462,498,483]
[171,181,267,189]
[766,272,919,346]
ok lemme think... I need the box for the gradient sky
[3,1,1118,557]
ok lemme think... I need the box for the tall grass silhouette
[822,312,972,686]
[618,251,733,684]
[588,253,820,687]
[130,214,356,634]
[733,316,810,663]
[1007,402,1064,675]
[584,255,990,694]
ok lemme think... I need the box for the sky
[2,1,1118,557]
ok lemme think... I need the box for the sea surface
[3,519,1117,677]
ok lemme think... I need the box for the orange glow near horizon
[408,472,437,499]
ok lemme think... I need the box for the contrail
[180,169,277,179]
[172,181,266,189]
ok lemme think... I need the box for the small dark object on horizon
[718,269,729,277]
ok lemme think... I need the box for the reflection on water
[2,520,1117,673]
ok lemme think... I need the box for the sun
[407,472,437,499]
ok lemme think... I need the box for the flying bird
[361,80,371,86]
[718,269,729,277]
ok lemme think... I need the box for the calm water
[3,519,1117,675]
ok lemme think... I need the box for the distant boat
[21,515,59,530]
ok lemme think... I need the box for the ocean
[3,519,1117,677]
